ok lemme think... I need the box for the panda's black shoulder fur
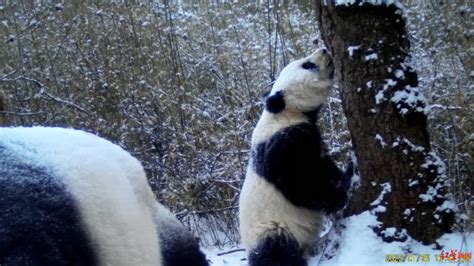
[265,91,286,114]
[0,145,97,266]
[252,123,348,213]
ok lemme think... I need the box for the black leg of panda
[159,231,209,266]
[161,244,208,266]
[248,227,307,266]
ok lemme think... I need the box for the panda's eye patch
[302,62,318,70]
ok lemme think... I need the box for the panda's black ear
[265,91,285,114]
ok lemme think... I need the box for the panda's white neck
[251,110,309,146]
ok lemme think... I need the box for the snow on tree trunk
[315,1,454,244]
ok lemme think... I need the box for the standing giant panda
[0,127,208,266]
[239,49,350,266]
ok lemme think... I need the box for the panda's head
[265,49,334,115]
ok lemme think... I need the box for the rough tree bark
[315,1,454,244]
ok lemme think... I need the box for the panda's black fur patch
[301,62,318,71]
[252,123,348,213]
[248,228,306,266]
[0,145,97,266]
[265,91,285,114]
[160,231,209,266]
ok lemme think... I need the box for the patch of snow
[436,200,457,212]
[207,211,473,265]
[381,227,404,238]
[334,0,401,7]
[314,211,473,266]
[385,227,402,238]
[390,85,430,115]
[320,217,334,237]
[408,179,419,187]
[375,79,398,104]
[366,80,373,88]
[384,79,397,88]
[422,152,447,178]
[375,90,386,104]
[204,246,247,265]
[375,134,388,148]
[373,205,387,213]
[394,137,425,153]
[403,208,412,217]
[347,45,360,57]
[54,3,64,10]
[365,53,378,61]
[419,186,438,202]
[394,69,405,79]
[370,182,392,206]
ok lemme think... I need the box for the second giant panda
[239,49,350,266]
[0,127,208,266]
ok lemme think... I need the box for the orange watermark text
[385,250,472,263]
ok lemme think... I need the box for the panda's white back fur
[0,127,162,265]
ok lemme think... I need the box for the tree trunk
[315,1,454,244]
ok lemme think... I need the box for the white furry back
[0,127,162,266]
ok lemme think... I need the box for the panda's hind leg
[248,222,307,266]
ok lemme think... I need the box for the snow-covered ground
[205,211,473,266]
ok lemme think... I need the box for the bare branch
[0,111,45,116]
[216,248,245,256]
[1,76,91,115]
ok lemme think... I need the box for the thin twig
[0,111,44,116]
[176,206,238,218]
[40,90,91,115]
[216,248,245,256]
[2,76,91,115]
[0,68,19,80]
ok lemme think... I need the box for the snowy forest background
[0,0,471,247]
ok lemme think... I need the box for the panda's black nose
[321,48,328,54]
